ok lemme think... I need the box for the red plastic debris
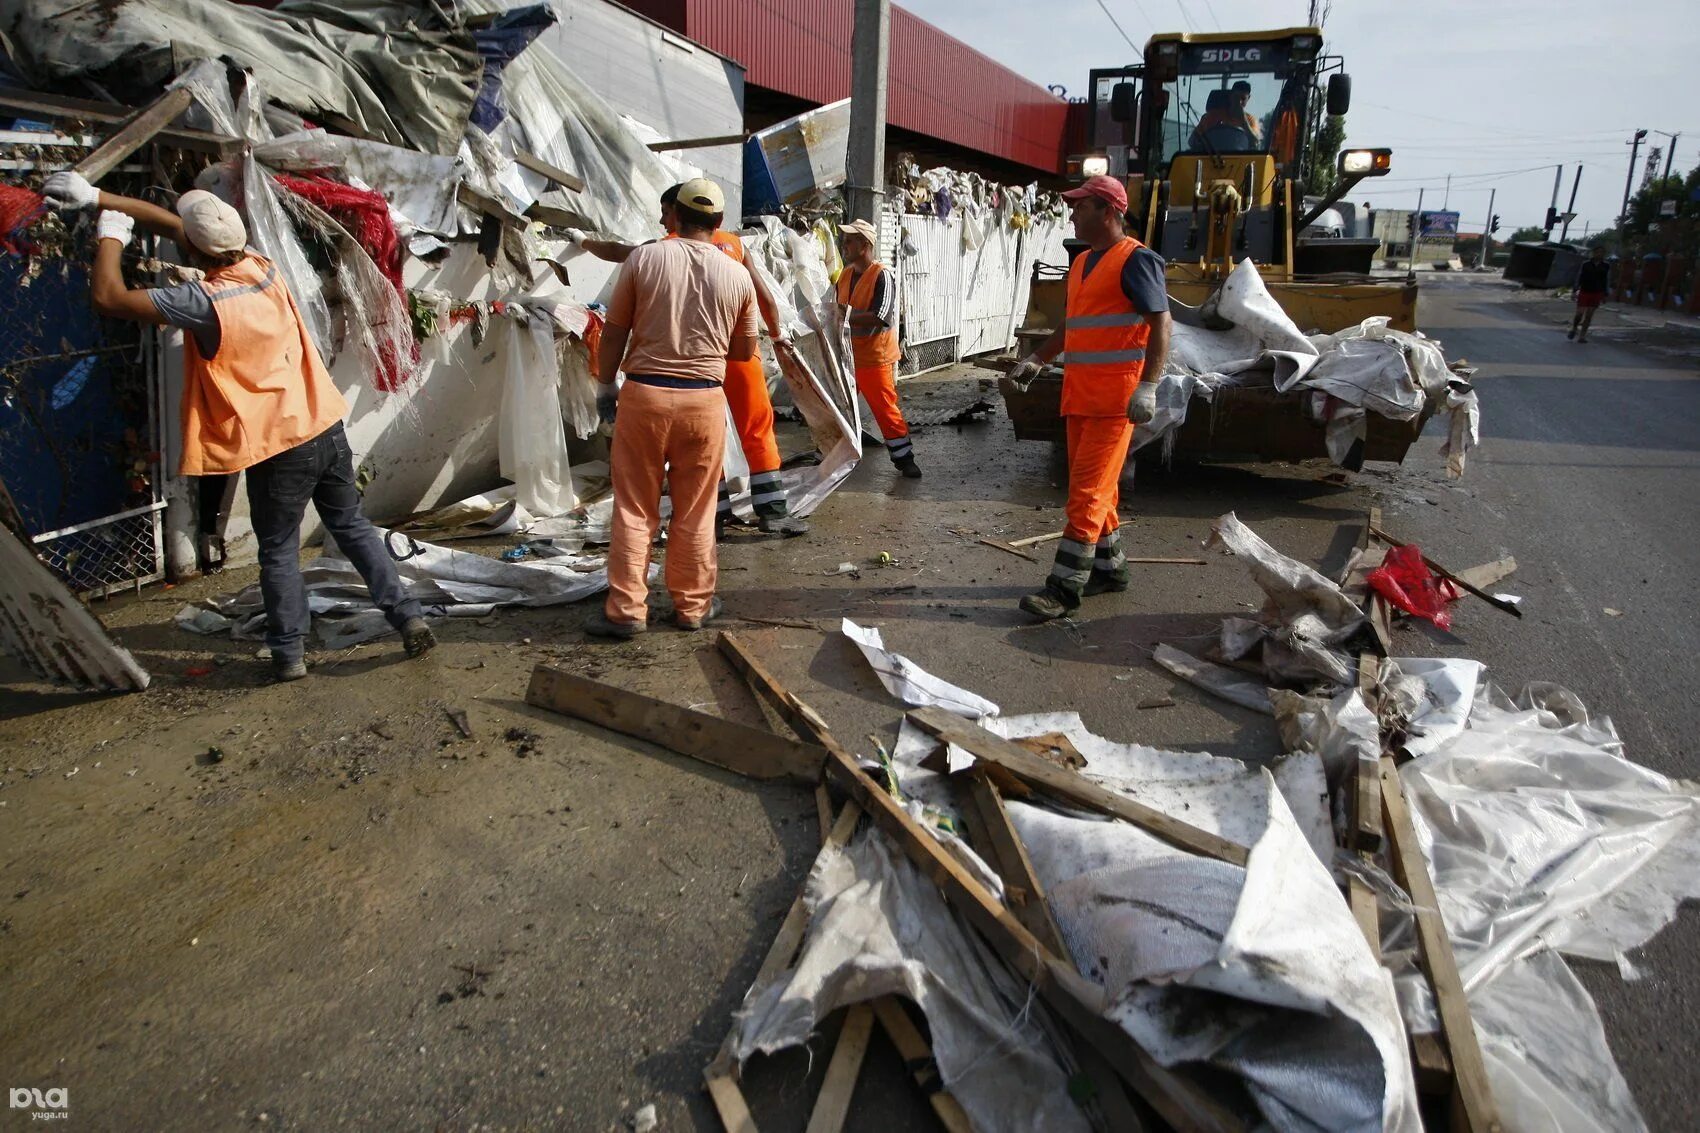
[183,665,215,678]
[0,183,47,255]
[1366,543,1461,631]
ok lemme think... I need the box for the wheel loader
[998,26,1433,464]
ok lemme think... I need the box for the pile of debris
[517,513,1699,1133]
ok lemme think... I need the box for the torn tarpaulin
[841,618,1000,719]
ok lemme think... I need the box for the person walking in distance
[1006,175,1172,620]
[575,186,805,537]
[1569,244,1612,343]
[588,178,760,639]
[40,171,434,681]
[837,219,921,479]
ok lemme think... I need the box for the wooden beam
[869,999,974,1133]
[805,1004,875,1133]
[704,1074,758,1133]
[0,88,236,158]
[649,132,749,152]
[525,201,597,231]
[906,707,1249,868]
[72,87,193,182]
[979,536,1036,562]
[1450,556,1517,594]
[717,632,838,749]
[1007,530,1065,548]
[513,148,586,193]
[823,745,1245,1133]
[1369,524,1523,619]
[1380,756,1502,1133]
[525,666,825,783]
[1411,1031,1455,1095]
[1352,655,1384,854]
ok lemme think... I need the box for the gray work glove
[1128,381,1158,425]
[43,170,99,212]
[1007,354,1043,392]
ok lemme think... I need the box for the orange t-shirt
[608,238,758,384]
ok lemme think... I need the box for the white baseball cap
[176,189,247,255]
[674,177,726,215]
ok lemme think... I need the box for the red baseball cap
[1061,174,1128,213]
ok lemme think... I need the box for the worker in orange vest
[837,219,921,478]
[41,171,435,681]
[1007,175,1172,620]
[577,186,806,537]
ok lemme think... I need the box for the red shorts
[1576,291,1605,309]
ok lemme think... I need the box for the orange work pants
[855,362,912,460]
[1048,415,1133,601]
[605,381,725,625]
[720,354,789,519]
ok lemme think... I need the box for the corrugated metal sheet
[626,0,1069,175]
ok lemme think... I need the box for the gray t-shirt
[148,282,222,357]
[1079,244,1169,315]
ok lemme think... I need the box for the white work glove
[562,227,589,246]
[1007,355,1043,391]
[96,210,135,248]
[1128,381,1158,425]
[42,170,99,212]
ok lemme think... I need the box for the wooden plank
[869,999,974,1133]
[1370,524,1523,619]
[1353,655,1384,854]
[1411,1030,1455,1095]
[1348,873,1380,957]
[525,666,824,783]
[804,1004,875,1133]
[525,201,597,230]
[73,87,193,182]
[978,536,1036,561]
[705,1073,759,1133]
[0,88,235,157]
[512,148,586,193]
[1451,556,1517,593]
[650,132,749,152]
[1008,530,1065,548]
[824,746,1245,1133]
[1380,755,1502,1133]
[961,771,1149,1133]
[717,632,838,749]
[815,783,835,845]
[907,707,1249,868]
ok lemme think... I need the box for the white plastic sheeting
[496,312,574,518]
[175,527,629,649]
[841,618,1000,719]
[1383,673,1700,1133]
[0,521,149,692]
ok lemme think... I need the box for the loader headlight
[1338,148,1392,177]
[1081,155,1110,178]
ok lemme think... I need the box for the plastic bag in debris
[841,618,999,718]
[1385,674,1700,1133]
[732,828,1090,1133]
[497,313,574,517]
[1441,379,1481,480]
[1366,544,1454,631]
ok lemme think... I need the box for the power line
[1091,0,1143,54]
[1200,0,1223,31]
[1172,0,1193,32]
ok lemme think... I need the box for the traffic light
[1489,214,1500,233]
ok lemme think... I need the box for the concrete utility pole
[846,0,891,237]
[1656,130,1680,184]
[1543,164,1562,240]
[1619,128,1647,243]
[1559,165,1582,243]
[1479,187,1495,268]
[1409,187,1425,269]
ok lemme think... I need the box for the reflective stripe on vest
[1062,236,1154,417]
[835,261,899,367]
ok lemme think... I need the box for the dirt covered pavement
[0,352,1591,1130]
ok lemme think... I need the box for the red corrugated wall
[625,0,1068,175]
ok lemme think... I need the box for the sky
[898,0,1700,237]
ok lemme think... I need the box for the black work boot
[401,617,437,658]
[1019,584,1077,621]
[1083,568,1130,596]
[893,454,923,479]
[758,514,810,536]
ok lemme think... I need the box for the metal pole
[1478,187,1495,269]
[1407,185,1421,267]
[846,0,891,236]
[1620,129,1647,247]
[1662,133,1679,183]
[1560,165,1582,242]
[1544,163,1562,239]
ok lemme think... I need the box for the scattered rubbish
[1136,695,1175,709]
[445,709,474,739]
[202,747,225,765]
[1370,523,1523,619]
[876,551,893,566]
[904,395,997,428]
[1152,643,1274,715]
[841,618,1000,719]
[825,562,860,577]
[1367,543,1456,631]
[500,545,532,562]
[629,1104,657,1133]
[1604,607,1623,617]
[504,727,540,757]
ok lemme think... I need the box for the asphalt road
[1372,274,1700,1130]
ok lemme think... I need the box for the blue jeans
[244,422,422,662]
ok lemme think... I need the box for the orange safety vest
[178,254,348,476]
[836,262,899,367]
[1062,237,1152,417]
